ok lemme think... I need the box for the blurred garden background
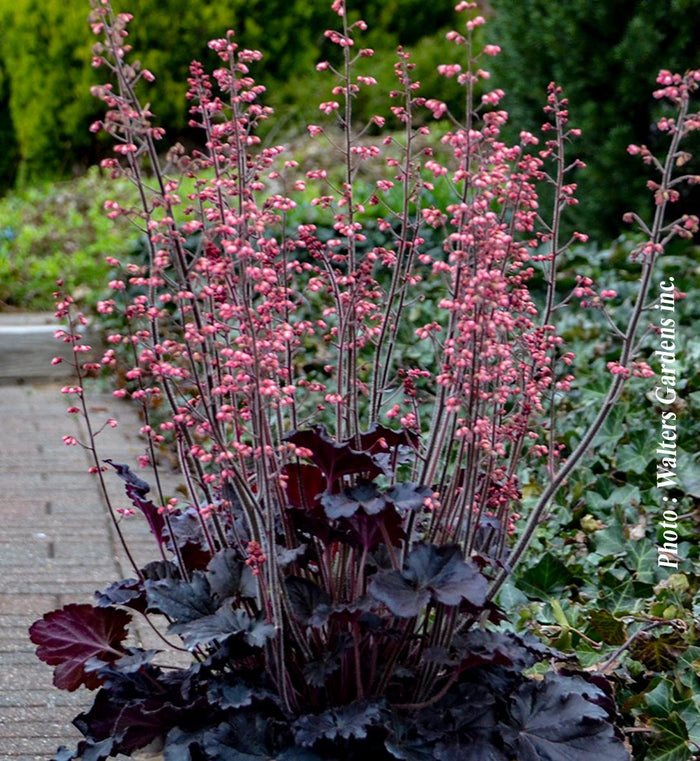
[1,1,700,758]
[0,0,699,312]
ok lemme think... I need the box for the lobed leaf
[95,578,147,613]
[285,426,382,490]
[285,576,332,627]
[385,483,434,513]
[169,608,276,650]
[502,673,630,761]
[293,701,384,746]
[145,572,216,623]
[29,603,130,691]
[206,548,258,601]
[321,479,386,519]
[369,544,487,618]
[517,553,574,598]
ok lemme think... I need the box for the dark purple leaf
[208,680,262,710]
[53,746,78,761]
[163,725,209,761]
[286,500,343,546]
[103,459,151,495]
[282,463,326,509]
[58,738,114,761]
[303,655,342,688]
[369,569,430,618]
[302,632,353,687]
[145,572,216,622]
[385,734,436,761]
[74,673,197,754]
[89,648,160,676]
[358,424,419,456]
[277,749,325,761]
[201,716,279,759]
[385,483,433,513]
[276,543,308,567]
[141,559,181,581]
[170,721,277,761]
[368,545,487,618]
[453,630,554,673]
[169,607,275,649]
[321,479,386,519]
[206,548,258,601]
[30,604,131,691]
[162,508,213,570]
[293,701,383,746]
[434,738,508,761]
[501,673,630,761]
[285,576,332,627]
[543,670,621,723]
[104,459,165,550]
[285,426,382,490]
[344,506,405,552]
[95,578,147,613]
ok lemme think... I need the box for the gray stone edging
[0,312,101,384]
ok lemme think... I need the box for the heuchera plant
[30,1,700,760]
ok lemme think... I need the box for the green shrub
[0,0,461,184]
[489,0,700,241]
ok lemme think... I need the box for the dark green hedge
[0,0,459,187]
[489,0,700,239]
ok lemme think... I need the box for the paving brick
[0,666,56,691]
[0,689,89,708]
[0,737,78,756]
[0,722,73,739]
[0,594,57,615]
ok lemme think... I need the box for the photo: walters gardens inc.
[2,1,697,760]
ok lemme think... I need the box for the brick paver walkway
[0,381,172,760]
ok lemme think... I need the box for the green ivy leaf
[677,449,700,498]
[623,539,660,585]
[599,569,654,614]
[585,610,627,646]
[616,430,655,474]
[630,632,687,672]
[593,523,628,558]
[517,554,574,598]
[677,646,700,691]
[646,712,690,761]
[586,483,641,514]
